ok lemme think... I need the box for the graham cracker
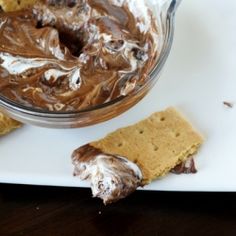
[91,107,203,184]
[0,0,37,12]
[0,112,21,136]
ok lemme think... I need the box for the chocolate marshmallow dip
[0,0,159,112]
[72,144,143,204]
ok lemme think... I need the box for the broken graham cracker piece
[0,112,22,136]
[90,107,203,184]
[0,0,37,12]
[72,107,203,204]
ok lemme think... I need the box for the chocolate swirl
[72,144,143,204]
[0,0,158,111]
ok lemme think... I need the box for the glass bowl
[0,0,181,128]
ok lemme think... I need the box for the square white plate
[1,0,236,191]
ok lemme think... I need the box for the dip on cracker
[72,108,203,204]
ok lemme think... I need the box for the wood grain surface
[1,184,236,236]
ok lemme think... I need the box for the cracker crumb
[223,101,234,108]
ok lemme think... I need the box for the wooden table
[1,184,236,235]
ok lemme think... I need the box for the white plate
[1,0,236,191]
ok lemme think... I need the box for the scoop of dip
[72,144,143,204]
[0,0,158,112]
